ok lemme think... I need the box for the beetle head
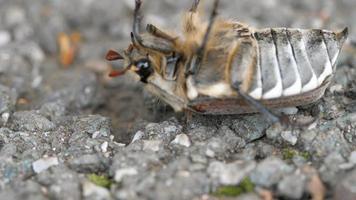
[105,0,186,111]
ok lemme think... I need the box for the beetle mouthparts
[109,68,128,77]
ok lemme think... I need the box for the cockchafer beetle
[106,0,348,124]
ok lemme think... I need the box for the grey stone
[187,126,217,142]
[43,69,103,109]
[301,122,352,158]
[0,85,17,125]
[335,169,356,200]
[39,100,67,121]
[278,173,306,199]
[319,152,346,185]
[0,180,46,200]
[82,181,111,200]
[218,126,246,151]
[16,41,45,64]
[36,166,81,200]
[0,30,11,46]
[143,118,183,143]
[231,116,269,142]
[68,154,109,173]
[3,6,26,27]
[11,111,55,132]
[73,115,111,137]
[250,157,294,187]
[349,151,356,164]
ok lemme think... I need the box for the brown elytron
[106,0,348,122]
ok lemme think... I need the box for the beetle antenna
[106,50,124,61]
[131,0,175,53]
[133,0,145,46]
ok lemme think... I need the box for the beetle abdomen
[238,27,348,100]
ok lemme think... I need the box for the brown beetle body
[106,0,348,117]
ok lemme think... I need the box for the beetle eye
[135,59,153,83]
[137,60,150,69]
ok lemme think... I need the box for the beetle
[106,0,348,124]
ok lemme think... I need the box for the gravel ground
[0,0,355,199]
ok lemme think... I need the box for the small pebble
[349,151,356,164]
[1,112,10,124]
[205,148,215,158]
[131,130,145,143]
[32,156,59,173]
[92,131,100,139]
[82,181,111,199]
[114,168,138,182]
[171,134,191,147]
[143,140,162,152]
[100,141,108,153]
[281,131,298,145]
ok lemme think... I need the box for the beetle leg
[186,0,220,76]
[146,24,178,42]
[232,82,281,124]
[232,82,317,128]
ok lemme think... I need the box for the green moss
[282,148,297,160]
[87,174,112,189]
[282,148,311,160]
[212,178,255,197]
[300,151,311,160]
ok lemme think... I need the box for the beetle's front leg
[146,24,178,42]
[190,0,200,12]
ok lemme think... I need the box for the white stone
[281,131,298,145]
[109,135,114,141]
[0,31,11,47]
[82,181,111,200]
[143,140,162,152]
[205,148,215,158]
[114,168,138,182]
[92,131,100,139]
[100,142,108,153]
[208,161,256,185]
[279,107,299,115]
[349,151,356,164]
[1,112,10,124]
[131,130,144,143]
[171,134,191,147]
[32,156,59,173]
[330,84,343,93]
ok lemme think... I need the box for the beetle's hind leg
[186,0,220,76]
[232,83,281,124]
[232,82,316,129]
